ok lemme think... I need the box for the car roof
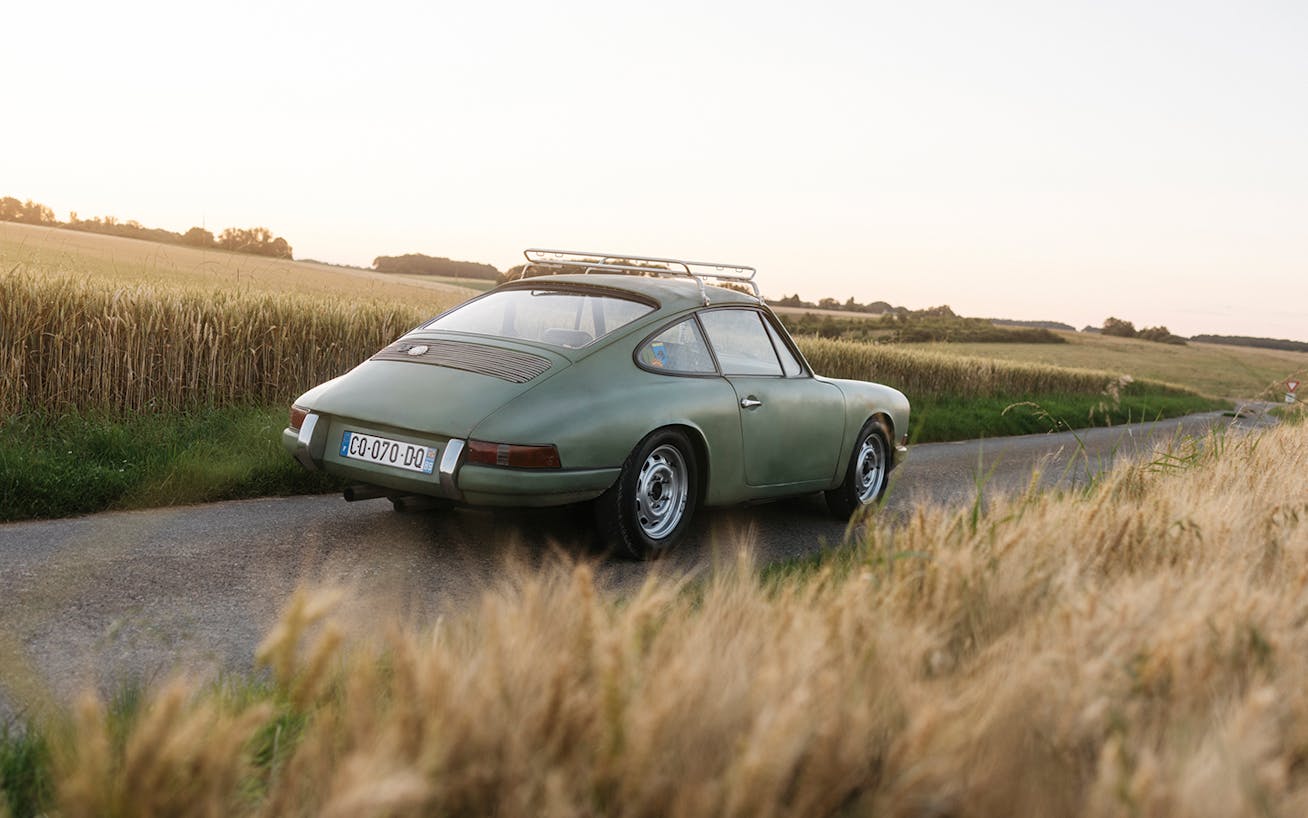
[499,273,763,313]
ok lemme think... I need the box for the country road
[0,407,1276,717]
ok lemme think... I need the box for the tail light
[290,405,309,430]
[466,440,561,469]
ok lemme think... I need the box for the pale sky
[6,0,1306,339]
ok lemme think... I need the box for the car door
[697,308,844,487]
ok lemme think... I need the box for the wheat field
[796,336,1193,399]
[0,221,471,309]
[15,418,1304,817]
[2,269,1190,417]
[0,270,434,415]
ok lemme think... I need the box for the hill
[0,221,474,312]
[899,330,1308,399]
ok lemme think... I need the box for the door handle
[740,397,763,409]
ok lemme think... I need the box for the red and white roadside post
[1288,379,1301,404]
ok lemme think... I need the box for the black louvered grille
[371,340,552,384]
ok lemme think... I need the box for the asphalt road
[0,406,1276,717]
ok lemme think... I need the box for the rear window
[425,288,654,348]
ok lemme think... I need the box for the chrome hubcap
[635,444,688,539]
[855,433,886,504]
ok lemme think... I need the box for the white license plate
[339,431,437,474]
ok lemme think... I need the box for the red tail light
[466,440,561,469]
[290,405,309,430]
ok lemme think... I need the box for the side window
[698,309,783,376]
[637,318,717,374]
[764,317,804,376]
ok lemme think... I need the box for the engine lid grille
[371,340,553,384]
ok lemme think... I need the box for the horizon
[5,0,1305,341]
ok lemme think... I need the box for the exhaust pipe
[390,495,449,513]
[343,484,390,502]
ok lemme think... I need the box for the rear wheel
[596,429,698,560]
[825,418,891,519]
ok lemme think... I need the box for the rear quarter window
[637,318,717,374]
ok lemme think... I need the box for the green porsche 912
[284,249,909,558]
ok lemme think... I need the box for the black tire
[825,418,891,519]
[595,428,699,560]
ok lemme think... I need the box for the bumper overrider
[282,412,619,508]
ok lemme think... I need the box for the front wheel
[595,429,699,560]
[825,418,891,519]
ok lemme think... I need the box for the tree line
[768,293,898,315]
[0,196,293,259]
[1097,317,1187,345]
[372,253,500,280]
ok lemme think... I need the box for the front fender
[821,377,911,469]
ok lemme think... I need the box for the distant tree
[1137,325,1187,345]
[920,305,957,319]
[818,297,840,310]
[218,226,293,258]
[1101,317,1137,338]
[0,198,57,225]
[182,227,216,248]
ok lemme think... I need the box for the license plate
[339,431,437,474]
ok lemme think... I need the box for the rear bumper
[282,414,617,507]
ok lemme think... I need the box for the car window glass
[698,310,783,376]
[637,319,717,374]
[425,289,653,348]
[764,318,804,376]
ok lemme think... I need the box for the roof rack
[521,248,759,304]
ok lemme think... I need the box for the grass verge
[0,390,1224,522]
[0,407,340,522]
[911,389,1227,443]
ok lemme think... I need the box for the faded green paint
[283,273,910,510]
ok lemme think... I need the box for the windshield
[424,288,655,349]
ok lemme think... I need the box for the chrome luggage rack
[521,248,759,304]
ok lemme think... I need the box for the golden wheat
[3,270,1197,418]
[795,335,1191,399]
[0,269,432,415]
[30,422,1308,817]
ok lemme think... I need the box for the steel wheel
[826,418,892,520]
[854,432,887,504]
[634,444,689,540]
[595,428,700,560]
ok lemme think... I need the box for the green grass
[1269,401,1305,425]
[0,390,1225,522]
[0,407,341,522]
[0,720,53,818]
[910,389,1227,443]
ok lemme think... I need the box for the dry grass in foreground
[11,422,1303,817]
